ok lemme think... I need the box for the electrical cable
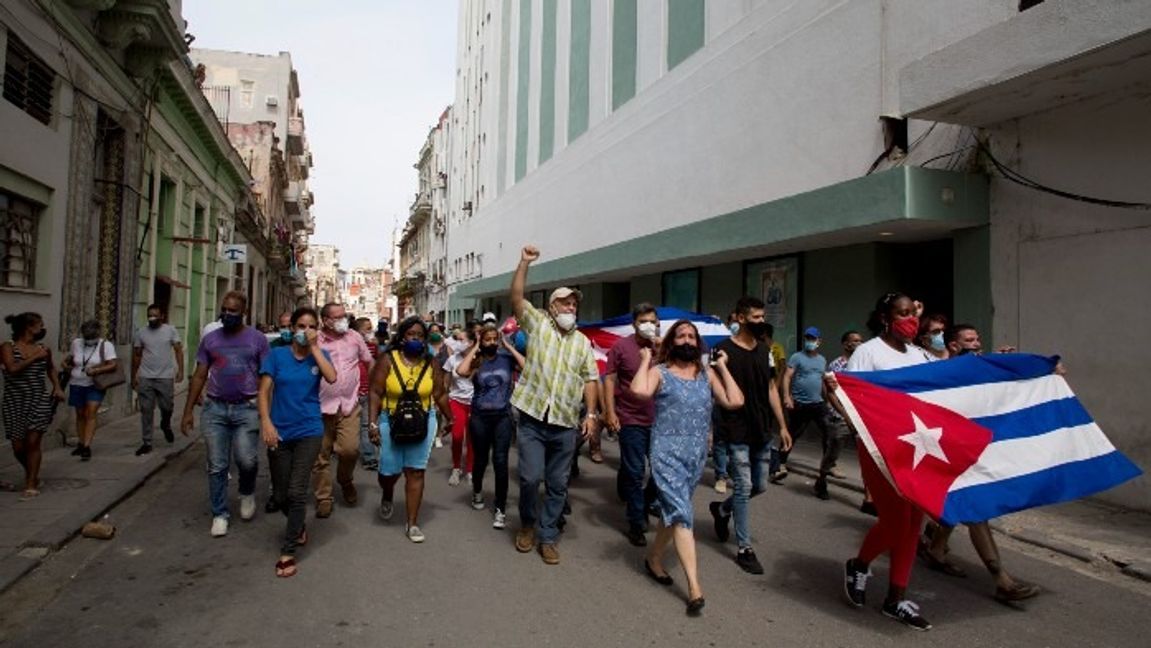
[977,139,1151,211]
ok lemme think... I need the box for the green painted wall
[612,0,637,110]
[539,0,557,164]
[801,245,886,357]
[568,0,591,142]
[498,0,512,193]
[701,262,742,318]
[514,0,532,182]
[667,0,706,70]
[952,225,992,340]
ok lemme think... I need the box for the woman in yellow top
[368,316,451,543]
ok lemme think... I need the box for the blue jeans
[721,443,770,548]
[516,410,577,544]
[713,438,730,480]
[201,399,260,518]
[357,395,377,467]
[616,425,653,529]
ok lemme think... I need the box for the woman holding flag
[835,292,937,631]
[631,319,744,616]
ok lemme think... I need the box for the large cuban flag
[578,307,728,375]
[834,353,1142,526]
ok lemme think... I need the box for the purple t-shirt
[605,335,656,427]
[196,326,270,402]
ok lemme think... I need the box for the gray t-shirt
[133,324,180,379]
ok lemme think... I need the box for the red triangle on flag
[836,373,993,519]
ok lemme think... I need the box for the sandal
[275,557,297,578]
[20,488,41,499]
[995,581,1040,603]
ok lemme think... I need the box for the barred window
[0,191,41,288]
[3,35,55,126]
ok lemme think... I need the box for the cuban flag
[578,308,729,375]
[834,353,1142,526]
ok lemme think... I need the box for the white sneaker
[465,472,472,485]
[434,436,444,448]
[714,480,728,494]
[448,468,462,487]
[210,516,228,537]
[239,494,256,521]
[492,508,507,530]
[406,524,426,543]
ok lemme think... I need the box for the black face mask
[480,344,498,357]
[221,313,243,330]
[670,343,700,362]
[743,321,770,339]
[148,318,162,329]
[32,329,46,342]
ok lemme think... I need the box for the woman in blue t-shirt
[455,323,524,530]
[257,307,336,578]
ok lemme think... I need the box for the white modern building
[440,0,1151,510]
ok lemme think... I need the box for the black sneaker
[162,428,175,443]
[709,501,730,543]
[71,445,83,456]
[625,525,647,547]
[882,599,932,631]
[814,478,830,500]
[79,445,92,461]
[844,559,871,607]
[264,498,280,514]
[860,500,878,516]
[735,548,764,575]
[135,444,152,457]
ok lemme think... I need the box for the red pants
[856,440,923,589]
[450,399,473,473]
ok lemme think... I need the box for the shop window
[662,269,700,313]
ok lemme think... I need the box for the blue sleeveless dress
[651,365,713,529]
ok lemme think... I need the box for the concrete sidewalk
[0,394,198,593]
[784,435,1151,583]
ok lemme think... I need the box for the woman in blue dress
[631,319,744,616]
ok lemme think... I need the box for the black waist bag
[389,356,431,444]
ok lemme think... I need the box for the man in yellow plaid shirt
[510,245,600,565]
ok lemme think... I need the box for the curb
[0,436,198,595]
[785,458,1145,580]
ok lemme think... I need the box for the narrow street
[2,439,1147,648]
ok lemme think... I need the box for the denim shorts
[377,409,437,475]
[69,384,105,408]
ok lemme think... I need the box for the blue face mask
[930,332,946,351]
[279,328,292,342]
[728,323,740,335]
[804,340,819,352]
[402,339,426,358]
[293,330,309,346]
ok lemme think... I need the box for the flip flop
[275,557,297,578]
[20,488,41,499]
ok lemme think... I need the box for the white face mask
[332,319,349,334]
[553,312,577,332]
[636,321,659,340]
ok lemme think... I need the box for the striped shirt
[510,302,598,428]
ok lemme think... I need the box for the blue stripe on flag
[844,353,1059,392]
[972,397,1095,442]
[939,451,1142,525]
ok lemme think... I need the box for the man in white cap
[509,246,599,565]
[482,312,498,325]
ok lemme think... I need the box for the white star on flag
[898,412,949,469]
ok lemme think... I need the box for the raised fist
[521,246,540,264]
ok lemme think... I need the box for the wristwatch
[585,413,599,420]
[369,422,380,430]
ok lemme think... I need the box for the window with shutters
[3,35,55,126]
[0,191,41,289]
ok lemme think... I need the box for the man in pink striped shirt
[312,303,374,517]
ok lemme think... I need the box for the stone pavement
[0,393,198,593]
[784,434,1151,583]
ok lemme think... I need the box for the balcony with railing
[287,115,305,155]
[409,191,432,224]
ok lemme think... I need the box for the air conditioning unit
[265,95,279,107]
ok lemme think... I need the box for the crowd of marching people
[3,245,1048,628]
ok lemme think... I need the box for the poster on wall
[745,256,798,352]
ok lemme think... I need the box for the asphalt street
[1,437,1148,648]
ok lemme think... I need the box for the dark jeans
[137,377,174,444]
[470,409,513,511]
[270,435,323,556]
[616,425,657,529]
[777,401,840,477]
[516,409,577,544]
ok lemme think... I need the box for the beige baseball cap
[549,287,583,304]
